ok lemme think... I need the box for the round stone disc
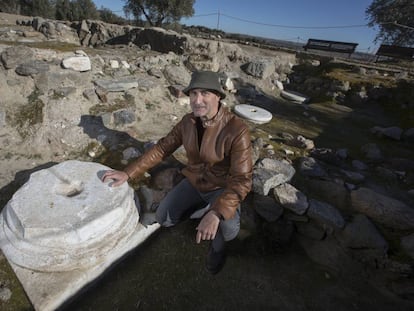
[0,160,139,271]
[234,104,273,124]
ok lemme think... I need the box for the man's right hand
[101,170,129,187]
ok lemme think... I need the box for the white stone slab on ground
[280,90,309,104]
[234,104,273,124]
[0,160,160,311]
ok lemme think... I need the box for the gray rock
[402,128,414,143]
[352,159,368,170]
[136,77,158,91]
[253,194,284,222]
[361,143,382,161]
[15,60,50,76]
[0,109,6,128]
[94,78,138,92]
[310,148,342,166]
[122,147,141,161]
[307,199,345,231]
[351,187,414,230]
[296,221,326,240]
[113,109,136,126]
[340,169,365,184]
[148,68,163,79]
[40,21,57,38]
[185,53,220,72]
[297,235,363,275]
[253,159,296,195]
[137,185,163,213]
[1,45,34,69]
[163,64,191,86]
[35,71,89,94]
[336,148,348,159]
[370,126,403,141]
[54,87,77,98]
[253,168,285,196]
[298,157,327,177]
[83,88,97,101]
[0,287,12,302]
[401,233,414,260]
[273,183,309,215]
[32,17,45,31]
[284,211,308,223]
[251,138,264,165]
[140,212,157,226]
[78,20,90,41]
[338,214,388,255]
[295,135,315,150]
[303,179,350,212]
[242,59,274,79]
[256,158,294,174]
[132,27,188,55]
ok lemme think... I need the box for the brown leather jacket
[124,106,253,220]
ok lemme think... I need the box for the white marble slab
[0,160,160,311]
[234,104,273,124]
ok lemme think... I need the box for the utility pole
[216,9,220,30]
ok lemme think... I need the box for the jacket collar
[191,103,226,127]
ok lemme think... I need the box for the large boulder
[351,187,414,230]
[253,158,295,195]
[1,45,34,69]
[337,214,388,264]
[132,27,189,55]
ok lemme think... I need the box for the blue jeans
[156,178,240,250]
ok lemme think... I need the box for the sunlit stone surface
[0,160,159,311]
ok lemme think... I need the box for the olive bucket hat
[183,71,226,99]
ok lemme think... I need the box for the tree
[98,6,127,25]
[17,0,55,18]
[123,0,195,27]
[70,0,99,21]
[366,0,414,47]
[55,0,71,20]
[0,0,22,14]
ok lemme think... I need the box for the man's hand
[101,170,129,187]
[196,211,220,243]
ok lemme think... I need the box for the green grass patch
[9,89,44,139]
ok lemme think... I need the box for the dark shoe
[206,245,226,275]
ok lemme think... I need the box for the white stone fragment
[121,60,130,69]
[110,60,119,68]
[62,56,91,72]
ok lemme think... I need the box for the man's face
[189,89,220,120]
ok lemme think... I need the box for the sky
[92,0,380,53]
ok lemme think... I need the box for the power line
[192,13,218,18]
[106,9,414,32]
[392,22,414,30]
[220,13,368,29]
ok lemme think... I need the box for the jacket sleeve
[124,120,183,180]
[210,125,252,219]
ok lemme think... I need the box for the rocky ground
[0,11,414,311]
